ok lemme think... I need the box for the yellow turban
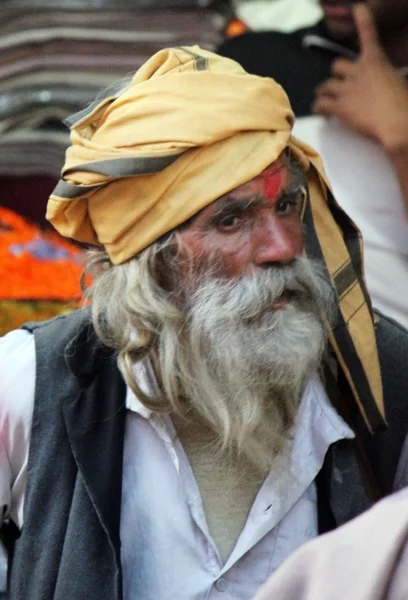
[47,45,384,431]
[47,46,295,263]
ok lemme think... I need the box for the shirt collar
[291,373,355,463]
[125,360,155,419]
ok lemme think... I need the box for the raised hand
[312,3,408,154]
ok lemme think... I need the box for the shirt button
[215,578,228,592]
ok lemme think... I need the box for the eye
[216,211,243,231]
[276,192,303,215]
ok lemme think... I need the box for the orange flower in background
[225,18,249,38]
[0,207,86,301]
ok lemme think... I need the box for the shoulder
[22,308,94,359]
[22,307,90,337]
[0,309,92,424]
[375,311,408,417]
[362,312,408,492]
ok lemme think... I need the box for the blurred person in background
[1,46,408,600]
[219,2,408,329]
[251,485,408,600]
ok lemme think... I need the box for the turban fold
[47,46,384,432]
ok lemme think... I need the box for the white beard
[160,256,335,474]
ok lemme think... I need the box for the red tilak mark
[262,171,283,200]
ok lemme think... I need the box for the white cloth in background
[294,115,408,329]
[235,0,322,33]
[0,328,354,600]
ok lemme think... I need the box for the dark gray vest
[3,309,408,599]
[6,310,126,600]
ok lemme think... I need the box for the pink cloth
[252,488,408,600]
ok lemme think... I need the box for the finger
[331,58,356,78]
[353,3,381,55]
[312,96,337,117]
[315,78,343,99]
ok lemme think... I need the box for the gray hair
[82,234,187,410]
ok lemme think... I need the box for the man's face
[162,157,333,473]
[320,0,408,44]
[177,157,305,287]
[147,156,334,472]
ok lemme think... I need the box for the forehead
[178,155,305,231]
[223,156,297,202]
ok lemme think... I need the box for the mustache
[186,257,335,324]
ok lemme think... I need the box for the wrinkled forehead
[224,154,306,203]
[174,153,306,232]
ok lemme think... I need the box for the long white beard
[162,257,335,475]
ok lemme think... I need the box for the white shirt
[294,115,408,329]
[0,328,354,600]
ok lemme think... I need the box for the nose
[253,214,302,267]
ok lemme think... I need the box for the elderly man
[1,46,407,600]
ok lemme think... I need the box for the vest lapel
[328,439,373,526]
[317,436,378,535]
[319,363,381,530]
[62,322,126,584]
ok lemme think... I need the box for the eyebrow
[211,180,306,217]
[179,165,307,231]
[210,196,264,219]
